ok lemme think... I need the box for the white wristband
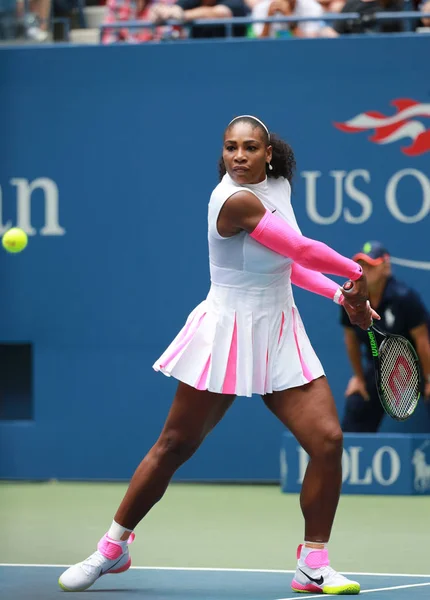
[333,287,343,305]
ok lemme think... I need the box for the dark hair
[218,116,296,185]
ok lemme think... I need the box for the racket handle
[342,280,354,292]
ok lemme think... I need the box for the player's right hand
[345,375,370,401]
[342,277,374,330]
[342,276,368,306]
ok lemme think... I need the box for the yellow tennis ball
[2,228,28,253]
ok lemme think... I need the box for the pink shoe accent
[128,532,135,544]
[305,549,330,569]
[291,579,322,593]
[292,309,312,382]
[109,557,131,574]
[98,535,125,560]
[222,316,237,394]
[296,544,303,560]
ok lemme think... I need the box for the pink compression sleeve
[250,210,362,280]
[291,263,344,305]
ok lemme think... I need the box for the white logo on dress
[412,441,430,492]
[385,308,395,329]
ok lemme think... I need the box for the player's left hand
[341,279,380,330]
[342,299,373,330]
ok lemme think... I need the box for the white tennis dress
[153,173,324,397]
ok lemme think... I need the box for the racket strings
[379,337,420,418]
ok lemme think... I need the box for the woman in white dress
[59,116,375,595]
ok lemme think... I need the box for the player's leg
[114,383,235,529]
[59,383,234,592]
[263,376,360,595]
[264,376,342,542]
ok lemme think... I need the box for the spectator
[102,0,248,42]
[316,0,345,35]
[418,0,430,29]
[328,0,404,34]
[243,0,260,8]
[175,0,248,38]
[317,0,344,12]
[102,0,182,44]
[341,241,430,433]
[15,0,51,41]
[251,0,326,38]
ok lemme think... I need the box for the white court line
[0,564,430,578]
[276,581,430,600]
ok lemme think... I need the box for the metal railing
[98,11,430,42]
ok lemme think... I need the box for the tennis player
[59,116,377,595]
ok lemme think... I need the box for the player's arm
[218,191,372,328]
[219,191,363,279]
[291,263,344,304]
[291,263,380,329]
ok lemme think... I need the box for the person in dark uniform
[341,241,430,432]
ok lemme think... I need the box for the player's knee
[156,430,201,467]
[318,426,343,461]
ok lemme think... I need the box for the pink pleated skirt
[153,283,324,397]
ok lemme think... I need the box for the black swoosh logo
[299,568,324,585]
[100,556,123,575]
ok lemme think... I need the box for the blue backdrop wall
[1,35,430,480]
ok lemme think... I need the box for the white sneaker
[27,26,48,42]
[291,544,360,595]
[58,533,134,592]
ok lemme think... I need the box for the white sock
[304,541,327,550]
[107,520,133,542]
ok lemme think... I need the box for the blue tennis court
[2,565,430,600]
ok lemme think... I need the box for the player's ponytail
[268,133,296,184]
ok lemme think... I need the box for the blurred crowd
[0,0,429,42]
[101,0,430,42]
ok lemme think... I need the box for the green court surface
[1,481,429,574]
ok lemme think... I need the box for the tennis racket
[366,325,421,421]
[342,280,421,421]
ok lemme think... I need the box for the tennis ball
[2,227,28,253]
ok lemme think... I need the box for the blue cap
[353,241,389,266]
